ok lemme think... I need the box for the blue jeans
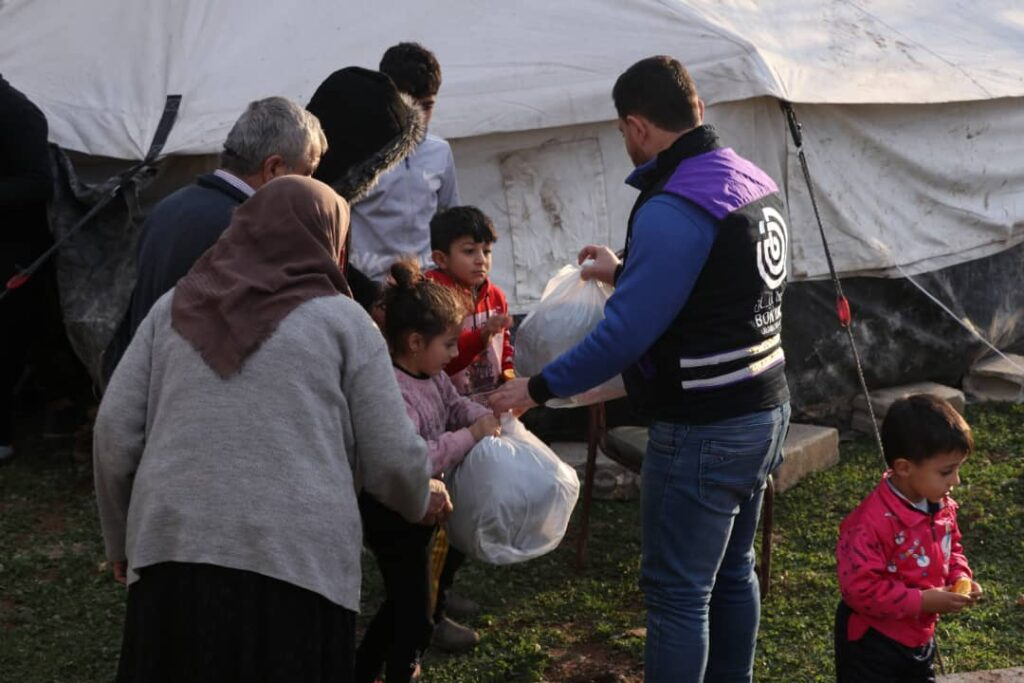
[640,403,791,683]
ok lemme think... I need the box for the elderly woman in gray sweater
[93,175,445,682]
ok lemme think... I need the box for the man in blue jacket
[491,56,791,682]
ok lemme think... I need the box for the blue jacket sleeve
[531,195,717,401]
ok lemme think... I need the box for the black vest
[622,126,790,423]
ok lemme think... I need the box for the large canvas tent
[2,0,1023,408]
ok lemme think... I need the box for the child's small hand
[481,314,513,340]
[420,479,453,526]
[470,414,501,442]
[921,587,973,613]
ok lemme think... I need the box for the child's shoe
[431,616,479,653]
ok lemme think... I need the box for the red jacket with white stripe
[836,474,972,647]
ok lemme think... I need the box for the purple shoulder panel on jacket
[663,148,778,220]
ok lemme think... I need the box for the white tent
[2,0,1023,310]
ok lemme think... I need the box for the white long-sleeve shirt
[349,134,460,282]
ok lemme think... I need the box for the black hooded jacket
[0,75,53,269]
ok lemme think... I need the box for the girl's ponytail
[381,260,467,351]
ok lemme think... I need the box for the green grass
[1,403,1022,681]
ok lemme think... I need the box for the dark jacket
[0,75,53,268]
[620,125,790,421]
[102,173,247,381]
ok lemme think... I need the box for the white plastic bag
[514,264,626,407]
[446,415,580,564]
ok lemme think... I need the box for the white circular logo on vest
[757,207,788,289]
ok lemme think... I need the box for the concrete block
[550,441,639,501]
[775,423,840,493]
[852,382,965,435]
[963,354,1024,403]
[938,667,1024,683]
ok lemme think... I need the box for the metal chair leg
[575,403,602,570]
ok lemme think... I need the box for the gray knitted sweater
[94,292,431,611]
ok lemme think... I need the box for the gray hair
[220,97,327,175]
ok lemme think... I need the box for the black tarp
[783,240,1024,419]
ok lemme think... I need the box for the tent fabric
[2,0,1023,160]
[452,97,1024,297]
[1,0,1022,301]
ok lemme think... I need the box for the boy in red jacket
[424,205,514,653]
[835,394,982,682]
[426,206,514,397]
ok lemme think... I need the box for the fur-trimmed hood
[307,66,425,203]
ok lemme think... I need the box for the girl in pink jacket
[835,395,982,682]
[355,261,499,683]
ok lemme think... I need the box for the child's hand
[921,587,974,613]
[470,414,501,442]
[420,479,453,526]
[481,314,513,340]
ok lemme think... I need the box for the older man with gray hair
[102,96,326,379]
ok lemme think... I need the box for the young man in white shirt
[349,42,461,283]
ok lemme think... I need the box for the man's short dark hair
[431,206,497,253]
[612,56,700,132]
[881,394,974,466]
[380,42,442,99]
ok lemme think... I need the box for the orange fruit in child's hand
[953,577,973,595]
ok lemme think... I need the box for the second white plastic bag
[514,263,626,407]
[446,415,580,565]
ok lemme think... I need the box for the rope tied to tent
[781,101,887,470]
[0,94,182,304]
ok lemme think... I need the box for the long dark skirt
[117,562,355,683]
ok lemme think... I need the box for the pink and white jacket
[836,474,972,647]
[394,366,491,476]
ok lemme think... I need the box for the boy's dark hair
[430,206,498,253]
[379,42,442,100]
[612,56,700,132]
[881,394,974,466]
[382,260,466,351]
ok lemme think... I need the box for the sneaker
[0,445,14,463]
[444,592,481,620]
[431,616,480,653]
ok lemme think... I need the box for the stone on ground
[852,382,965,435]
[551,420,842,498]
[938,667,1024,682]
[963,353,1024,403]
[775,423,840,493]
[550,441,639,501]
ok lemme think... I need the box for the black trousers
[117,562,356,683]
[0,248,35,445]
[835,601,936,683]
[355,493,436,683]
[433,545,466,621]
